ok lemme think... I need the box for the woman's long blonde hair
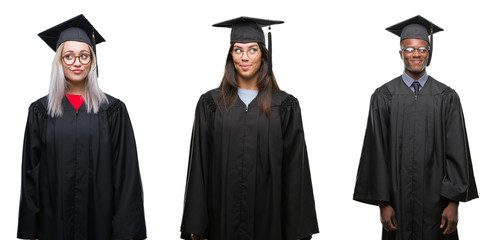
[47,42,107,117]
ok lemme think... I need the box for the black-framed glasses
[62,53,92,65]
[401,46,430,54]
[232,48,260,59]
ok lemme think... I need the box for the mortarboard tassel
[268,24,272,77]
[92,30,99,77]
[427,25,433,66]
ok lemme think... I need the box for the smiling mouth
[72,70,83,74]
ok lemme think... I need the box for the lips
[72,69,84,74]
[240,65,251,71]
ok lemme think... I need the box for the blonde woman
[17,15,146,240]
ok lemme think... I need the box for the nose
[73,56,83,66]
[241,51,250,61]
[412,49,421,57]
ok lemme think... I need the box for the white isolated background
[0,0,494,239]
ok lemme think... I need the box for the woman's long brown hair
[217,43,280,115]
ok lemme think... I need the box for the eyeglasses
[401,47,430,54]
[232,48,260,59]
[62,53,92,65]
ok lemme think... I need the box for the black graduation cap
[213,16,284,76]
[386,15,443,66]
[38,14,105,52]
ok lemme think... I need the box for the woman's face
[232,42,262,82]
[62,41,92,84]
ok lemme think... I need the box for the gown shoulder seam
[279,94,297,115]
[202,92,217,112]
[106,99,123,116]
[377,85,393,100]
[280,94,297,109]
[440,86,454,96]
[31,100,48,118]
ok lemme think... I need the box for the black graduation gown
[353,76,478,240]
[180,89,319,240]
[17,95,147,240]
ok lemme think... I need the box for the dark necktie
[412,81,420,95]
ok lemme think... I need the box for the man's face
[399,38,429,77]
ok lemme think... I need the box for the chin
[414,68,426,73]
[66,77,86,83]
[406,66,426,73]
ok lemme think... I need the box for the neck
[404,69,426,80]
[67,81,85,95]
[237,75,259,90]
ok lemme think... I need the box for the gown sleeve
[180,93,215,239]
[17,101,45,239]
[440,90,478,202]
[353,87,392,205]
[108,100,147,240]
[280,95,319,240]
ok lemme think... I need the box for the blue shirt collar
[402,71,428,88]
[238,88,258,106]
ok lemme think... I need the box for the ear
[399,40,404,59]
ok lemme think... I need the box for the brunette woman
[180,17,319,240]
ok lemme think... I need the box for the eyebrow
[63,50,91,54]
[233,44,259,49]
